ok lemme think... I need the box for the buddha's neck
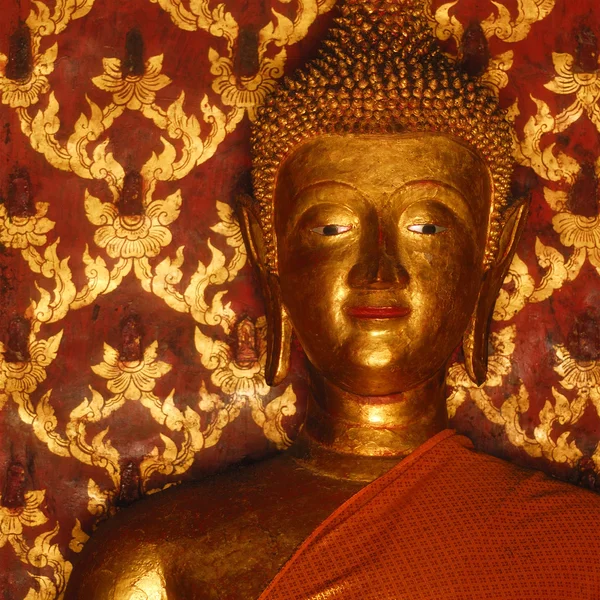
[290,367,449,482]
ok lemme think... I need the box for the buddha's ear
[237,193,292,386]
[463,201,529,385]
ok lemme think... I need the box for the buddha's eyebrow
[290,179,361,204]
[282,180,364,236]
[394,179,477,225]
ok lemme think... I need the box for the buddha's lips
[346,306,411,319]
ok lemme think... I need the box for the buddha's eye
[311,224,353,236]
[407,223,447,235]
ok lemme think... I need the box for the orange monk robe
[259,430,600,600]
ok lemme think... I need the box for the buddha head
[239,0,528,399]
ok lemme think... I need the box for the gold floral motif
[554,345,600,392]
[545,52,600,133]
[510,97,581,184]
[22,523,73,600]
[492,191,592,322]
[553,213,600,249]
[506,121,586,297]
[0,481,76,599]
[86,478,114,519]
[424,0,462,43]
[25,577,59,600]
[529,386,583,464]
[212,358,268,397]
[15,385,121,496]
[493,253,535,321]
[26,241,80,336]
[549,378,597,439]
[210,200,247,278]
[195,320,269,400]
[19,92,125,191]
[140,384,245,488]
[149,0,238,46]
[183,240,237,332]
[0,331,63,421]
[85,190,181,259]
[5,369,123,512]
[69,246,130,312]
[481,50,514,95]
[480,0,555,42]
[68,519,90,553]
[425,0,556,44]
[141,93,228,182]
[423,6,516,97]
[26,0,95,40]
[0,43,57,109]
[209,48,283,122]
[18,59,227,196]
[0,491,48,548]
[150,200,246,333]
[448,327,584,466]
[1,346,50,394]
[446,325,516,418]
[248,385,297,449]
[153,0,335,122]
[544,186,568,212]
[535,346,600,462]
[527,237,585,303]
[92,341,172,402]
[209,0,335,122]
[0,202,55,250]
[551,202,600,277]
[545,162,600,277]
[92,55,172,110]
[194,317,297,448]
[9,347,139,502]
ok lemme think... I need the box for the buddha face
[273,133,493,396]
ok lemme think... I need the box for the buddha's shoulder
[65,452,363,599]
[449,433,600,521]
[65,454,289,598]
[89,453,291,537]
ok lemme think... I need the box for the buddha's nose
[347,225,409,290]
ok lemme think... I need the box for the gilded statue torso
[66,453,365,599]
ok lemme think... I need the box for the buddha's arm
[65,536,171,600]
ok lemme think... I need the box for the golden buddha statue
[65,1,600,599]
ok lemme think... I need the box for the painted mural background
[0,0,599,596]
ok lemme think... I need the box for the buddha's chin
[320,349,440,397]
[329,368,429,397]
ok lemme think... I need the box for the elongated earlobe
[463,203,529,385]
[237,194,292,386]
[264,273,293,385]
